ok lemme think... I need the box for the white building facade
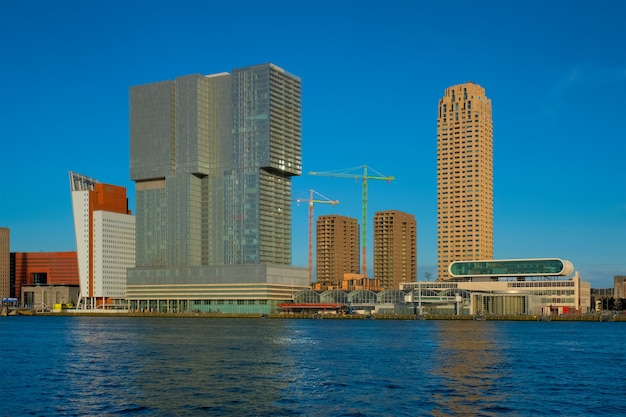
[70,172,135,308]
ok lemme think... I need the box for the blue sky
[1,0,624,287]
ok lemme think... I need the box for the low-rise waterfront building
[21,284,80,311]
[401,258,592,315]
[10,251,79,302]
[281,288,411,315]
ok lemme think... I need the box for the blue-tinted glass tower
[127,64,305,313]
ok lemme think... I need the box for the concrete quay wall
[29,311,626,321]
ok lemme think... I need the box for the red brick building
[11,252,79,300]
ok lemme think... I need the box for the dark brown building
[373,210,417,289]
[315,215,359,290]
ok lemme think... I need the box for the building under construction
[373,210,417,289]
[315,215,360,290]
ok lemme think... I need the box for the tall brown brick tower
[437,82,493,280]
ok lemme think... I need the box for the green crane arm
[308,165,394,277]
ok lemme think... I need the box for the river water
[1,316,624,416]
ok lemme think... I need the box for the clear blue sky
[1,0,624,287]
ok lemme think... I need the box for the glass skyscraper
[226,65,302,265]
[127,63,307,313]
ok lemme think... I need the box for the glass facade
[127,64,305,312]
[449,259,573,277]
[226,64,301,265]
[131,73,232,269]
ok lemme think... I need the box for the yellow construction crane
[309,165,394,276]
[296,189,340,284]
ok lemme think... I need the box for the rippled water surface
[1,317,624,416]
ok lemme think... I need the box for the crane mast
[309,165,394,276]
[296,189,339,284]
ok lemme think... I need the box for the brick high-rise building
[373,210,417,289]
[0,228,9,298]
[437,82,493,280]
[316,215,359,289]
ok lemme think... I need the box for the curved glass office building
[449,258,574,279]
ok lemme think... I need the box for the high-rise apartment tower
[373,210,417,289]
[0,228,9,299]
[70,171,135,308]
[316,215,360,290]
[127,64,308,313]
[437,82,493,280]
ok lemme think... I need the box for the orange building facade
[70,171,135,308]
[11,252,79,300]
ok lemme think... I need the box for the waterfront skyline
[1,1,625,287]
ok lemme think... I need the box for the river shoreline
[8,310,625,321]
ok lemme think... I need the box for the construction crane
[309,165,394,277]
[296,189,340,284]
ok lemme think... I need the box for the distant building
[437,82,493,280]
[316,215,360,290]
[0,228,9,298]
[11,251,79,301]
[592,288,614,298]
[311,274,381,292]
[402,258,592,315]
[591,287,613,312]
[338,274,382,292]
[373,210,417,289]
[21,284,80,311]
[615,275,626,299]
[70,171,135,308]
[285,288,408,315]
[126,63,308,313]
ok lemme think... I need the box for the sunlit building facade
[315,215,360,290]
[127,63,308,313]
[615,275,626,299]
[11,251,79,302]
[0,228,9,299]
[401,259,592,315]
[70,171,135,308]
[373,210,417,289]
[437,82,493,280]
